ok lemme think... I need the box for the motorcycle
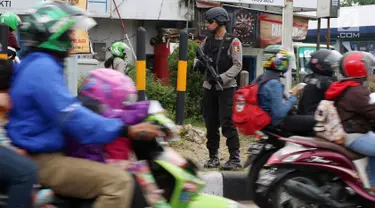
[0,101,246,208]
[243,127,286,207]
[245,124,314,207]
[256,134,375,208]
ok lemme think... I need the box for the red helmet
[339,51,375,78]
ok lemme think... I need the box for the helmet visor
[326,50,342,75]
[363,52,375,77]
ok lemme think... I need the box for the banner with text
[56,0,91,54]
[0,0,41,14]
[259,13,308,48]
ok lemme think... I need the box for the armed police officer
[195,7,243,170]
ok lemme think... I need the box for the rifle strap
[215,32,228,73]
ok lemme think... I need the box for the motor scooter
[256,134,375,208]
[0,101,246,208]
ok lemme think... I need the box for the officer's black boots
[204,152,220,169]
[220,150,241,170]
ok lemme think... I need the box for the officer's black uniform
[196,7,243,170]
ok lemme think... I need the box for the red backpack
[232,78,275,135]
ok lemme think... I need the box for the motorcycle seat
[287,136,365,160]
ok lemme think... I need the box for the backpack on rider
[314,100,346,144]
[232,78,274,135]
[232,45,293,135]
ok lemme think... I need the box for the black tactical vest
[298,74,333,115]
[203,34,234,76]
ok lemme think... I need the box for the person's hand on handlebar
[127,122,166,141]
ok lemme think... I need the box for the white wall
[299,5,375,30]
[142,21,159,55]
[88,18,159,64]
[112,0,191,21]
[0,0,111,16]
[89,18,135,64]
[1,0,189,21]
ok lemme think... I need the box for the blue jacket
[8,52,124,153]
[257,70,297,126]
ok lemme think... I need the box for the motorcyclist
[104,41,130,74]
[8,1,164,208]
[66,68,169,207]
[298,49,342,115]
[0,58,38,208]
[256,45,315,135]
[0,12,22,63]
[66,67,150,163]
[325,51,375,192]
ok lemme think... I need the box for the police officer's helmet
[309,49,342,77]
[205,7,230,24]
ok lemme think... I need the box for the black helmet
[205,7,230,23]
[309,49,342,76]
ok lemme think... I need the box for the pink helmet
[79,68,137,109]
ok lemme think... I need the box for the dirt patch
[169,127,251,171]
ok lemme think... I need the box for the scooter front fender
[256,168,296,199]
[188,193,246,208]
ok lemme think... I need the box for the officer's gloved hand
[208,76,223,86]
[208,78,217,85]
[218,76,223,84]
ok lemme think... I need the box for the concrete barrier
[199,171,252,201]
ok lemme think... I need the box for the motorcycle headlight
[282,154,302,163]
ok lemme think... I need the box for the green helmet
[0,12,21,31]
[111,42,130,58]
[20,0,96,54]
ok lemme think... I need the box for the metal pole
[112,0,137,60]
[282,0,294,92]
[0,23,8,60]
[136,27,146,101]
[327,18,331,49]
[317,18,321,50]
[66,56,78,96]
[176,31,188,125]
[239,71,249,88]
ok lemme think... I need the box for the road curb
[199,171,252,201]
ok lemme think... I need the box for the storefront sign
[204,0,317,9]
[59,0,87,9]
[0,0,41,14]
[56,0,91,54]
[259,13,308,48]
[0,0,109,17]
